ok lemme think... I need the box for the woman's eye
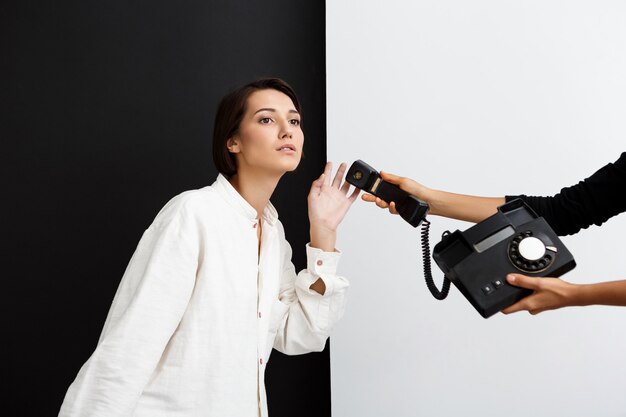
[259,117,272,124]
[289,119,301,126]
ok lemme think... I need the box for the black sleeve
[506,152,626,236]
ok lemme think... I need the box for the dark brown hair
[212,78,302,177]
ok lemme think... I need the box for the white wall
[327,1,626,416]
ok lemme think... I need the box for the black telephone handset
[345,160,577,318]
[345,160,429,227]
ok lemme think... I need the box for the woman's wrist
[573,281,623,307]
[423,188,444,216]
[563,282,587,307]
[423,190,504,223]
[309,224,336,252]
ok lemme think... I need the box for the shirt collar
[215,174,278,226]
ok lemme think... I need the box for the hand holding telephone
[433,198,576,317]
[346,160,577,318]
[346,160,429,227]
[346,160,448,299]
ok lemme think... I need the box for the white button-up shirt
[59,174,349,417]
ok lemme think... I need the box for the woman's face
[228,89,303,176]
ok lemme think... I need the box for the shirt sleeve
[272,226,349,355]
[58,197,200,417]
[506,152,626,236]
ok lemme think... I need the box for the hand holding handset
[346,160,429,227]
[346,160,577,318]
[345,160,448,299]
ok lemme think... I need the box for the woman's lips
[277,145,296,153]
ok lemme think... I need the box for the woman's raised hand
[308,162,360,251]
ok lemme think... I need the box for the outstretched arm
[502,274,626,315]
[361,171,504,223]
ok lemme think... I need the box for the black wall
[2,1,329,415]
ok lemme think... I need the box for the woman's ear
[227,137,240,154]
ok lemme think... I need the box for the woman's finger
[375,197,389,209]
[309,173,325,195]
[332,162,347,188]
[348,187,360,202]
[506,274,540,290]
[501,299,528,314]
[379,171,403,184]
[340,180,351,194]
[362,193,398,214]
[323,162,333,186]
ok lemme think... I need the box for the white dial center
[518,237,545,261]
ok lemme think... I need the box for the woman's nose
[279,121,293,139]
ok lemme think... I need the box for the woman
[59,78,359,416]
[363,152,626,315]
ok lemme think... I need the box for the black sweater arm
[506,152,626,236]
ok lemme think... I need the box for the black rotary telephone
[346,160,576,318]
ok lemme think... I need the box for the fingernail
[507,274,516,282]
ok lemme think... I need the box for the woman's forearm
[427,190,505,223]
[375,171,505,223]
[576,280,626,307]
[309,225,336,253]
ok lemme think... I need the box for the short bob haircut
[212,78,302,177]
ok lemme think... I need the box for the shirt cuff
[302,243,342,296]
[306,243,341,274]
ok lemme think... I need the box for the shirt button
[260,358,263,365]
[258,312,262,318]
[316,260,323,266]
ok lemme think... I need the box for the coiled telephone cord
[421,220,452,300]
